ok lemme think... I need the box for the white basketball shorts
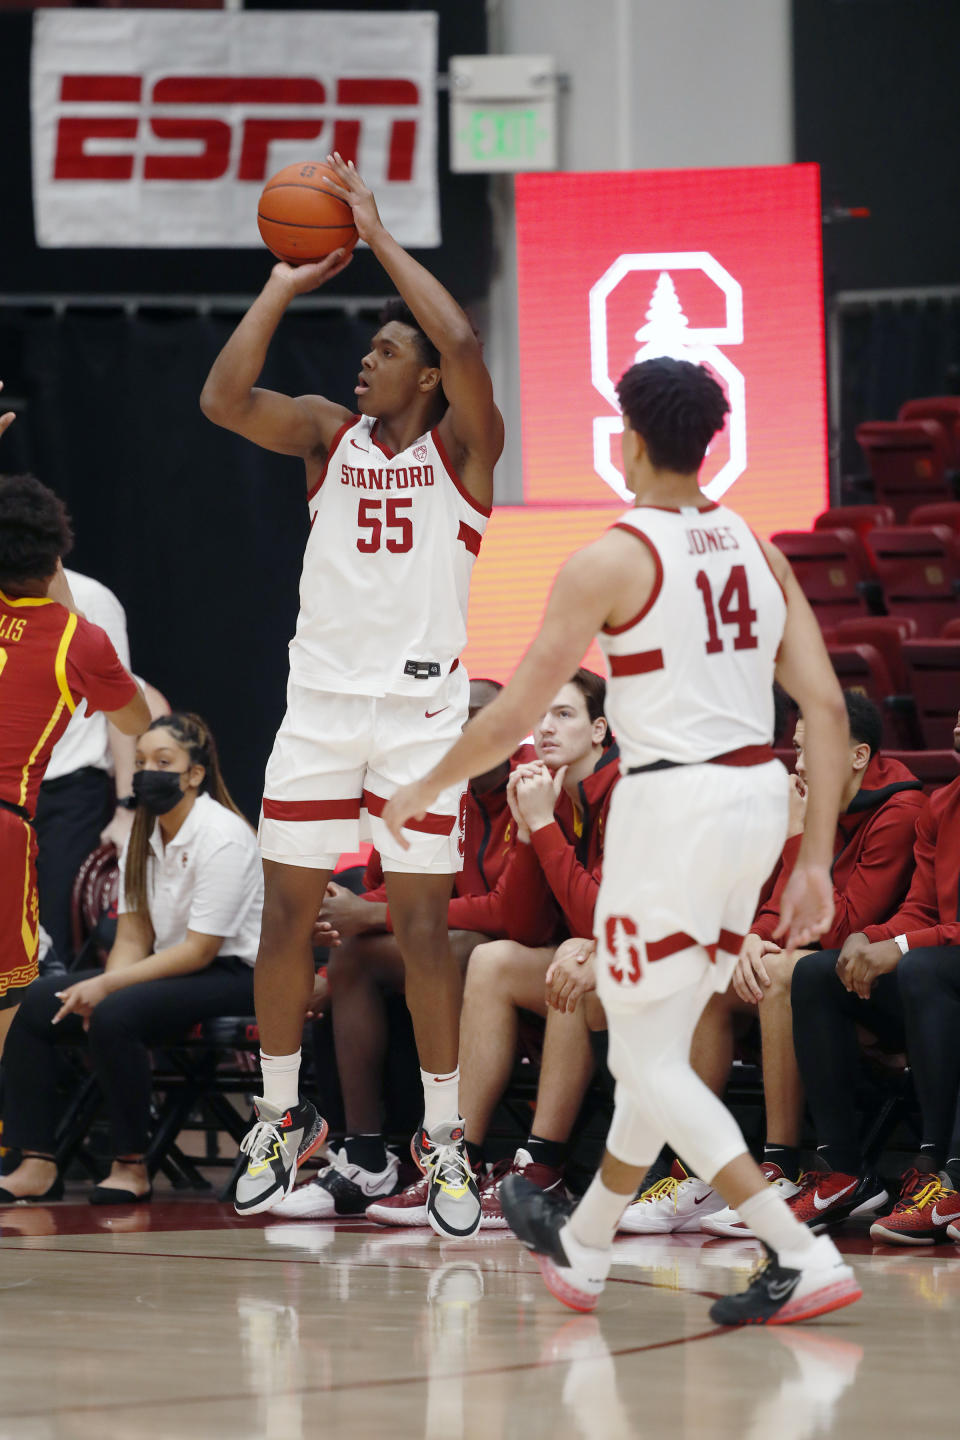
[258,665,468,874]
[595,758,789,1011]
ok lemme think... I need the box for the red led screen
[515,164,828,536]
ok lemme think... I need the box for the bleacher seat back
[898,397,960,469]
[882,749,960,794]
[826,642,895,706]
[908,501,960,534]
[770,528,871,625]
[870,525,960,635]
[814,504,895,550]
[69,843,120,964]
[856,419,953,522]
[901,639,960,747]
[833,615,918,692]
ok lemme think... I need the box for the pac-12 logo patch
[413,444,428,462]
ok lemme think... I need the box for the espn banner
[31,9,439,249]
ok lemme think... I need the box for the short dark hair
[616,358,730,474]
[0,474,73,586]
[378,297,441,370]
[569,668,613,746]
[844,690,882,759]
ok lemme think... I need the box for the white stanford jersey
[597,502,787,768]
[288,415,490,698]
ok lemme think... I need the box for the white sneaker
[618,1173,725,1234]
[701,1162,802,1238]
[270,1147,400,1219]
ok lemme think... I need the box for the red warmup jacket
[752,754,925,949]
[360,746,555,944]
[494,743,621,944]
[865,775,960,950]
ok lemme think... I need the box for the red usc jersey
[0,588,137,818]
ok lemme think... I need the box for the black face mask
[132,769,188,816]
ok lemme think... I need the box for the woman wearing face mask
[0,712,263,1204]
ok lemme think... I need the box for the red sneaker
[786,1170,888,1232]
[366,1173,430,1227]
[480,1149,567,1230]
[870,1172,960,1246]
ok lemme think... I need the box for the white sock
[738,1185,816,1258]
[569,1174,631,1250]
[420,1067,460,1134]
[260,1050,301,1112]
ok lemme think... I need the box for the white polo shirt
[45,569,131,781]
[118,794,263,966]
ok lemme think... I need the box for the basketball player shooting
[201,154,503,1236]
[385,358,863,1324]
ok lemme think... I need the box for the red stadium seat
[898,397,960,470]
[855,419,954,523]
[771,528,876,627]
[942,617,960,639]
[814,504,895,551]
[833,615,918,692]
[908,501,960,534]
[825,642,917,748]
[882,749,960,794]
[901,639,960,748]
[869,525,960,635]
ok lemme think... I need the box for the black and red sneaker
[870,1171,960,1246]
[786,1169,888,1232]
[480,1149,568,1230]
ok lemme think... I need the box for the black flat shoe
[88,1185,152,1206]
[0,1177,65,1204]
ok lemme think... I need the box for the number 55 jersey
[596,502,787,768]
[289,415,490,699]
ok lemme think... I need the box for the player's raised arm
[321,154,503,501]
[199,253,354,461]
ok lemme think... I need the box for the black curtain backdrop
[3,306,374,820]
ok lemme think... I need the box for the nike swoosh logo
[693,1194,713,1205]
[350,438,367,450]
[813,1180,857,1210]
[766,1276,800,1301]
[930,1205,959,1225]
[425,707,448,719]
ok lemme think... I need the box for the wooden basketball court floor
[1,1198,957,1439]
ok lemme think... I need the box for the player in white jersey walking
[385,357,862,1324]
[201,154,502,1236]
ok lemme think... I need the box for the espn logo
[53,75,421,183]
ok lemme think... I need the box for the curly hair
[0,474,73,586]
[616,358,730,474]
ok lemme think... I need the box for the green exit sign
[450,56,558,174]
[461,106,550,167]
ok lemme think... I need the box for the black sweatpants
[3,959,254,1157]
[791,948,905,1172]
[35,767,113,967]
[897,946,960,1167]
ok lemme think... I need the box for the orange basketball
[257,161,358,265]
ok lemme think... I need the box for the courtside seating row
[856,395,960,522]
[773,499,960,761]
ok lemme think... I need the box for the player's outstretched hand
[271,249,353,296]
[321,152,383,244]
[774,861,834,950]
[0,380,15,439]
[383,778,441,849]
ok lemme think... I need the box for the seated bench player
[368,669,619,1226]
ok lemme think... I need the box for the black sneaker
[709,1236,862,1326]
[500,1175,610,1312]
[234,1098,328,1215]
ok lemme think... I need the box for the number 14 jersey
[596,502,787,769]
[289,415,490,698]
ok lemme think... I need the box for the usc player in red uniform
[0,466,149,1051]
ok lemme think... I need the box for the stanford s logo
[589,253,746,502]
[604,914,642,985]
